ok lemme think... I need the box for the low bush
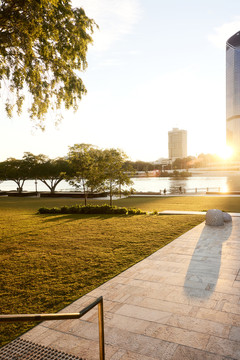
[128,208,146,215]
[38,204,146,215]
[150,209,159,215]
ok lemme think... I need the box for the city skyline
[1,1,240,162]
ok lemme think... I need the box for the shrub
[68,205,80,214]
[112,207,128,214]
[60,206,70,214]
[38,207,48,214]
[128,208,146,215]
[38,204,143,216]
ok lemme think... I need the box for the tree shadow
[36,213,125,223]
[184,222,232,299]
[37,214,83,223]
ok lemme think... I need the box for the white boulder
[206,209,224,226]
[223,212,232,222]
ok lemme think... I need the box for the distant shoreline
[132,170,240,178]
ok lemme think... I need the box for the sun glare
[218,145,234,160]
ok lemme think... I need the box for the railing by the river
[167,187,227,194]
[134,187,235,195]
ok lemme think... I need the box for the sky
[1,0,240,162]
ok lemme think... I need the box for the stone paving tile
[213,284,240,296]
[50,332,118,360]
[125,295,197,317]
[82,301,124,323]
[196,307,240,326]
[114,304,172,324]
[48,318,99,340]
[149,253,193,264]
[116,350,158,360]
[21,325,49,342]
[144,323,210,351]
[109,349,127,360]
[104,327,178,360]
[138,260,238,281]
[57,296,92,311]
[233,282,240,288]
[100,281,218,310]
[171,345,230,360]
[166,313,230,338]
[229,326,240,341]
[222,302,240,315]
[133,268,236,286]
[22,327,63,347]
[206,336,240,359]
[210,291,240,305]
[104,313,152,335]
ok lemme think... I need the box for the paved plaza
[19,217,240,359]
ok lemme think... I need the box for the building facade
[226,31,240,155]
[168,128,187,161]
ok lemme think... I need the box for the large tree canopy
[35,156,70,193]
[0,152,37,192]
[100,148,133,206]
[67,144,104,205]
[0,0,96,127]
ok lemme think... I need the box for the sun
[218,145,234,160]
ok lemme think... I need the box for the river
[1,173,240,194]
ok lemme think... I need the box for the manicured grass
[115,195,240,213]
[1,195,236,346]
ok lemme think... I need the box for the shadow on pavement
[184,222,232,299]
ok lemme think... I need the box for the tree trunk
[109,182,113,206]
[83,183,87,206]
[15,180,23,193]
[50,181,57,194]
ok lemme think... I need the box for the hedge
[38,204,146,215]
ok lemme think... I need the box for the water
[1,174,240,194]
[131,176,229,193]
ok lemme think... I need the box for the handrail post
[98,297,105,360]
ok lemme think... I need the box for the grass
[1,195,239,346]
[116,195,240,213]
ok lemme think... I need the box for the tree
[67,144,104,205]
[172,158,184,170]
[0,153,36,192]
[35,156,70,193]
[0,0,97,127]
[100,149,132,206]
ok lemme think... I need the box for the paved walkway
[21,218,240,359]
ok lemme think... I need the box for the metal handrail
[0,296,105,360]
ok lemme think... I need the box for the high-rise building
[168,128,187,161]
[226,31,240,154]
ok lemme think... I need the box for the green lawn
[116,195,240,213]
[1,195,239,346]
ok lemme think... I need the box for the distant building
[168,128,187,161]
[226,31,240,155]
